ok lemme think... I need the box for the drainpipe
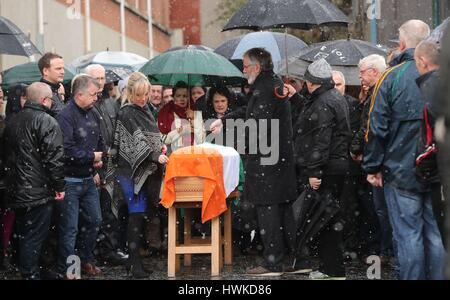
[84,0,91,53]
[147,0,154,59]
[432,0,440,28]
[120,0,126,52]
[370,0,378,44]
[37,0,45,53]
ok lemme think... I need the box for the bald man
[363,20,446,280]
[3,82,65,280]
[414,40,446,243]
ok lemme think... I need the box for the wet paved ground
[0,253,396,280]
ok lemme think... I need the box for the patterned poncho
[106,103,162,217]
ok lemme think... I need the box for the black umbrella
[223,0,349,78]
[292,188,340,266]
[105,69,122,85]
[223,0,349,31]
[282,38,387,85]
[0,16,41,57]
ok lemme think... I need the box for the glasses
[243,63,255,70]
[359,68,373,75]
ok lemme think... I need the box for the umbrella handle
[274,86,288,100]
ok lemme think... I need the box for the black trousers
[341,175,381,255]
[316,176,346,277]
[96,188,122,258]
[255,203,296,271]
[15,202,53,279]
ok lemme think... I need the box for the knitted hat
[304,58,333,85]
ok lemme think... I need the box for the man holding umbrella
[210,48,297,277]
[294,58,352,280]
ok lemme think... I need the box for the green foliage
[213,0,247,25]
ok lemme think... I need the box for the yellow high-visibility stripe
[365,62,407,142]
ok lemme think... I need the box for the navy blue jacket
[363,49,426,193]
[57,100,105,178]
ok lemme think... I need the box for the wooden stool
[167,177,237,278]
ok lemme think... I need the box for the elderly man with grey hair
[85,65,125,266]
[3,82,65,279]
[56,75,106,278]
[363,20,446,280]
[331,70,383,263]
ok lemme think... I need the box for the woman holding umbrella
[158,81,205,152]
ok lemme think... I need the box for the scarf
[106,104,162,217]
[157,100,196,134]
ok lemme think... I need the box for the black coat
[40,78,65,116]
[294,82,352,179]
[350,88,373,156]
[416,70,441,184]
[2,102,65,209]
[93,95,120,149]
[225,71,297,206]
[344,94,364,175]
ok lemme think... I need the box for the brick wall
[56,0,171,53]
[169,0,201,45]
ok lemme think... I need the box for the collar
[250,70,275,89]
[390,48,415,67]
[40,78,61,91]
[69,98,90,114]
[23,101,52,114]
[310,81,335,98]
[416,69,439,88]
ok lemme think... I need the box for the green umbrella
[1,62,76,90]
[138,46,245,87]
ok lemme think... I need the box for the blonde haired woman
[107,72,168,278]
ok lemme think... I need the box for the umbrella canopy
[165,45,214,52]
[429,17,450,43]
[69,51,148,77]
[0,16,41,57]
[139,47,245,87]
[282,39,387,85]
[105,69,122,85]
[1,62,75,90]
[215,31,308,73]
[223,0,349,31]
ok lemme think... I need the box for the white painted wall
[0,0,154,71]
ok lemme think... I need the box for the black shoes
[103,252,128,266]
[126,261,153,279]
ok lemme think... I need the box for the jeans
[384,183,447,280]
[372,187,394,257]
[15,202,53,279]
[57,177,102,273]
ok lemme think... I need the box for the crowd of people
[0,18,448,280]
